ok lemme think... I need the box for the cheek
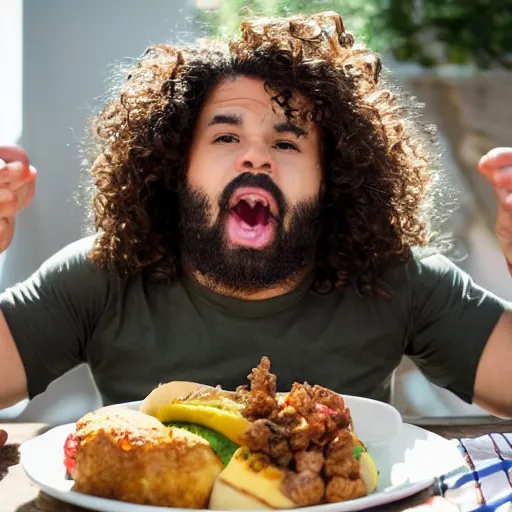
[187,147,224,199]
[283,163,322,205]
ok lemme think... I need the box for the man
[0,11,511,440]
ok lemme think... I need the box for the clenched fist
[0,146,37,253]
[479,147,512,274]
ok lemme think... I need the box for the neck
[186,268,310,301]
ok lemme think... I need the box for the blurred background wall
[0,0,196,422]
[0,0,511,423]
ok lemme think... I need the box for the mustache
[218,172,287,217]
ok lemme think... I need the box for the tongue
[235,201,269,227]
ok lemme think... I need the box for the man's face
[179,76,323,293]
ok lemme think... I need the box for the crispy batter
[71,408,223,508]
[248,356,277,396]
[244,391,278,420]
[282,470,326,506]
[324,430,360,479]
[242,358,367,506]
[243,419,272,452]
[244,357,278,420]
[325,476,367,503]
[295,449,324,473]
[268,438,293,467]
[288,418,312,452]
[311,385,347,414]
[285,382,314,416]
[270,405,301,427]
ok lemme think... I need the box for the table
[3,420,512,512]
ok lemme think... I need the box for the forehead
[198,76,313,125]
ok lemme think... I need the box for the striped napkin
[433,433,512,512]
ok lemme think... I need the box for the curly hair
[87,10,435,297]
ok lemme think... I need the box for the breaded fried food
[70,408,223,508]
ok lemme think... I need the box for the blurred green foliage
[195,0,512,69]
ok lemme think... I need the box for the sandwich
[63,357,378,508]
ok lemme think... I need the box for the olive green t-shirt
[0,236,508,406]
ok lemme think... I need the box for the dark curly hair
[87,11,435,297]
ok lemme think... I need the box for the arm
[0,237,112,409]
[478,147,512,275]
[0,146,35,407]
[474,311,512,418]
[472,147,512,417]
[0,310,27,408]
[404,253,510,413]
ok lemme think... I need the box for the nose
[235,140,276,175]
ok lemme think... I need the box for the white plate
[20,399,465,512]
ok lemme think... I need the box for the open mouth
[225,188,278,249]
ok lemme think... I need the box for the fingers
[0,195,18,218]
[0,181,35,218]
[0,146,30,166]
[491,167,512,211]
[479,147,512,175]
[16,179,36,211]
[0,158,37,217]
[477,146,512,211]
[0,159,36,186]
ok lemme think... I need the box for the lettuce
[164,421,239,466]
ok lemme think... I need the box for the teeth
[239,194,268,208]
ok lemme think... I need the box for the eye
[213,134,239,144]
[274,141,299,151]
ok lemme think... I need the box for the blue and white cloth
[438,434,512,512]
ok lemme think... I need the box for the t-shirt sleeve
[404,253,511,404]
[0,236,112,399]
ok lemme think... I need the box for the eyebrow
[207,114,242,127]
[207,113,308,138]
[274,122,308,138]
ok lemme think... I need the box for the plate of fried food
[20,357,464,511]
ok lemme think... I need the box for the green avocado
[164,421,239,466]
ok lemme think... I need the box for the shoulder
[39,235,97,272]
[36,235,113,284]
[382,247,469,295]
[2,235,118,299]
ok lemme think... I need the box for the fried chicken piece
[295,449,324,473]
[324,430,360,479]
[306,412,328,444]
[288,417,312,452]
[243,419,273,452]
[284,382,314,416]
[244,391,278,420]
[325,476,366,503]
[311,385,346,413]
[268,438,293,467]
[282,470,325,506]
[243,419,293,466]
[70,408,223,508]
[248,356,277,396]
[311,385,351,428]
[269,405,301,427]
[243,357,278,420]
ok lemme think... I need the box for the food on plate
[63,357,378,508]
[63,408,223,507]
[141,379,251,448]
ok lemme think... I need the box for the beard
[178,173,321,294]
